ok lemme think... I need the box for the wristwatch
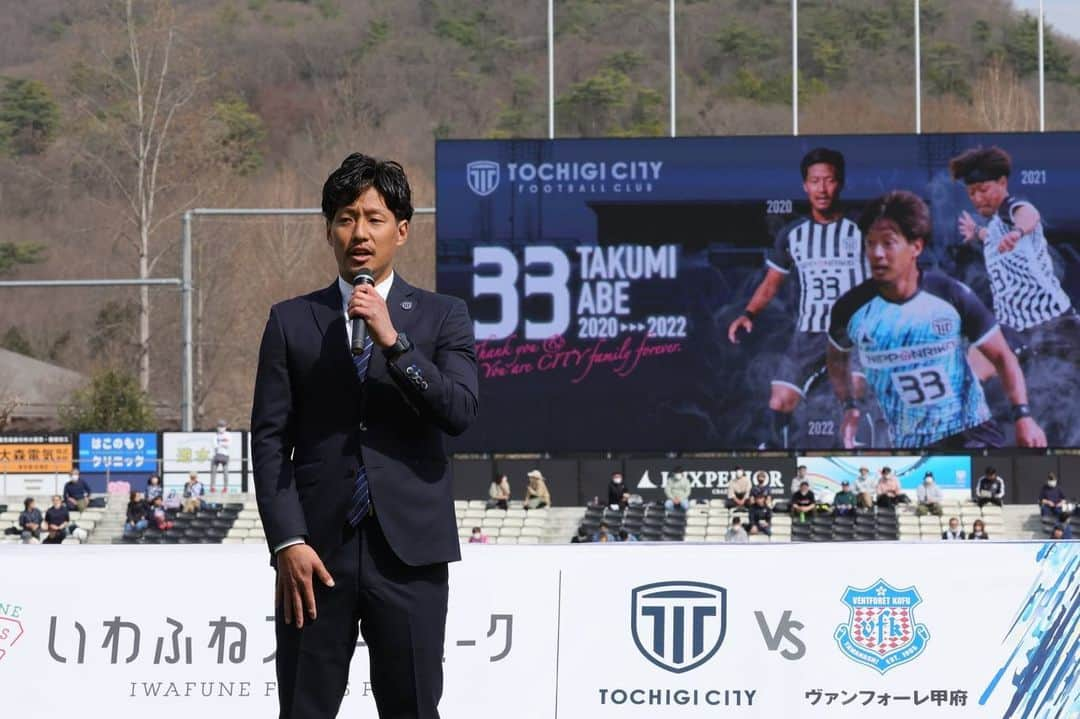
[383,332,414,361]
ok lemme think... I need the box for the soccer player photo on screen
[728,148,869,449]
[949,146,1080,445]
[826,191,1047,450]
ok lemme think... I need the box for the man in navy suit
[251,153,479,718]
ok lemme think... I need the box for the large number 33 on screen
[472,246,571,340]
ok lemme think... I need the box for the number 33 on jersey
[828,271,997,448]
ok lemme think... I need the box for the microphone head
[353,268,375,287]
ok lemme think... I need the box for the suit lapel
[309,280,358,386]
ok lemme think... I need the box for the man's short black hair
[859,190,931,246]
[949,146,1011,185]
[800,147,845,186]
[986,466,997,475]
[24,497,34,508]
[321,152,414,223]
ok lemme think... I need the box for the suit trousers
[275,517,449,719]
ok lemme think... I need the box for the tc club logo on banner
[834,579,930,674]
[630,581,727,674]
[466,160,500,196]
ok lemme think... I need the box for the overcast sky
[1014,0,1080,42]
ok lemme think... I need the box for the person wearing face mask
[607,472,630,510]
[468,527,488,544]
[1038,473,1068,522]
[916,472,944,516]
[941,517,966,540]
[968,519,990,540]
[750,471,773,507]
[63,469,93,512]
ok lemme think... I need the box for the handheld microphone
[351,268,375,355]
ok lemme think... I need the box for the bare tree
[973,54,1037,132]
[68,0,209,392]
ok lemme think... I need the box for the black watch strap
[384,332,413,361]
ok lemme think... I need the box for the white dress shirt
[274,272,395,555]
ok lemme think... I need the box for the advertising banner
[621,456,797,501]
[1,543,1077,717]
[162,432,245,492]
[0,434,72,474]
[437,135,1080,452]
[797,455,973,500]
[77,433,158,473]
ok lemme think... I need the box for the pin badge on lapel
[400,300,414,311]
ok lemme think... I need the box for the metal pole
[0,278,181,288]
[1039,0,1045,132]
[548,0,555,139]
[792,0,798,136]
[181,211,193,432]
[669,0,676,137]
[915,0,921,134]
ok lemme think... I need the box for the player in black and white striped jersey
[949,146,1080,361]
[728,148,869,448]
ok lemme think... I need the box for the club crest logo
[631,581,726,674]
[932,316,956,337]
[0,613,25,663]
[843,234,860,255]
[834,579,929,674]
[466,160,500,196]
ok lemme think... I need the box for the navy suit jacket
[251,275,478,567]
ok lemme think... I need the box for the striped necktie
[347,335,374,525]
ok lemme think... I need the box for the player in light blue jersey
[827,191,1046,449]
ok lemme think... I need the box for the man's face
[52,496,62,508]
[866,221,922,285]
[803,163,841,215]
[70,472,79,482]
[327,186,408,285]
[27,500,35,511]
[965,177,1008,218]
[949,520,959,532]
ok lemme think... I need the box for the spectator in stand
[975,467,1005,508]
[488,474,511,510]
[43,494,87,544]
[63,469,92,512]
[875,467,906,509]
[617,528,638,542]
[607,472,630,510]
[145,474,164,502]
[1039,473,1069,522]
[750,471,773,505]
[1051,524,1073,540]
[664,467,691,512]
[726,467,752,511]
[18,497,42,544]
[748,493,772,536]
[790,481,816,522]
[468,527,488,544]
[210,419,231,494]
[592,522,612,543]
[725,516,748,543]
[833,481,856,517]
[854,466,876,509]
[968,518,990,540]
[916,472,945,516]
[942,517,966,540]
[148,496,174,531]
[123,491,150,537]
[788,465,810,496]
[524,469,551,510]
[182,471,205,514]
[570,526,590,543]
